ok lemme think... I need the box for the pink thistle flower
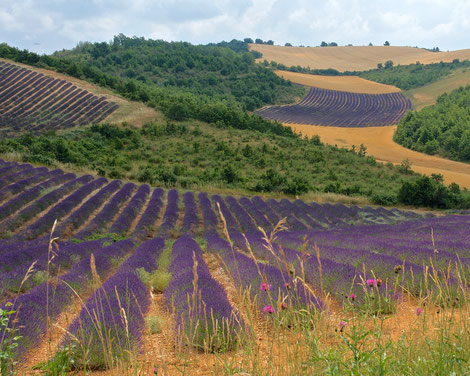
[263,305,274,314]
[349,293,357,301]
[415,307,423,316]
[366,279,377,287]
[260,282,271,291]
[336,321,348,333]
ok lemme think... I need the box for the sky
[1,0,470,54]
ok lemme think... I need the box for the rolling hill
[275,70,401,94]
[1,37,470,376]
[249,44,470,72]
[405,68,470,109]
[0,57,160,130]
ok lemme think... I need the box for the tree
[266,40,274,45]
[358,144,367,157]
[399,158,412,174]
[384,41,390,46]
[255,38,264,44]
[377,62,383,69]
[384,60,394,69]
[320,41,328,47]
[284,43,292,47]
[244,38,254,44]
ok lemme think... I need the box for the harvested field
[275,70,401,94]
[405,68,470,109]
[250,45,470,72]
[288,123,470,188]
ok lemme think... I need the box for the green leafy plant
[0,303,22,376]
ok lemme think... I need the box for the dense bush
[0,123,420,200]
[398,176,469,209]
[394,85,470,162]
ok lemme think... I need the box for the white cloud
[0,0,469,54]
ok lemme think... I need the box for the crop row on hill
[0,61,118,136]
[0,157,469,369]
[0,40,302,139]
[256,87,411,127]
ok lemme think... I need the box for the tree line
[394,85,470,162]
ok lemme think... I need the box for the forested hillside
[0,39,301,138]
[53,35,303,111]
[394,85,470,161]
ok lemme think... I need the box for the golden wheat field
[250,45,470,72]
[275,71,400,94]
[288,123,470,189]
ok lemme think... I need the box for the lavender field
[256,87,412,127]
[0,61,118,136]
[0,158,469,369]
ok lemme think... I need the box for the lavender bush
[164,235,241,351]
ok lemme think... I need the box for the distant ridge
[249,45,470,72]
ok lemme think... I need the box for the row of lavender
[0,61,118,136]
[1,159,421,251]
[1,158,469,363]
[256,86,412,127]
[200,190,470,309]
[0,161,460,294]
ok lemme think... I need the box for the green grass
[0,122,422,203]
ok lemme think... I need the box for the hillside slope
[250,45,470,72]
[405,68,470,109]
[275,71,401,94]
[0,57,160,128]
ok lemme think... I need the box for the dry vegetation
[275,71,401,94]
[405,67,470,109]
[0,58,161,128]
[288,123,470,188]
[250,45,470,72]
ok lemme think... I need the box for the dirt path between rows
[288,124,470,188]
